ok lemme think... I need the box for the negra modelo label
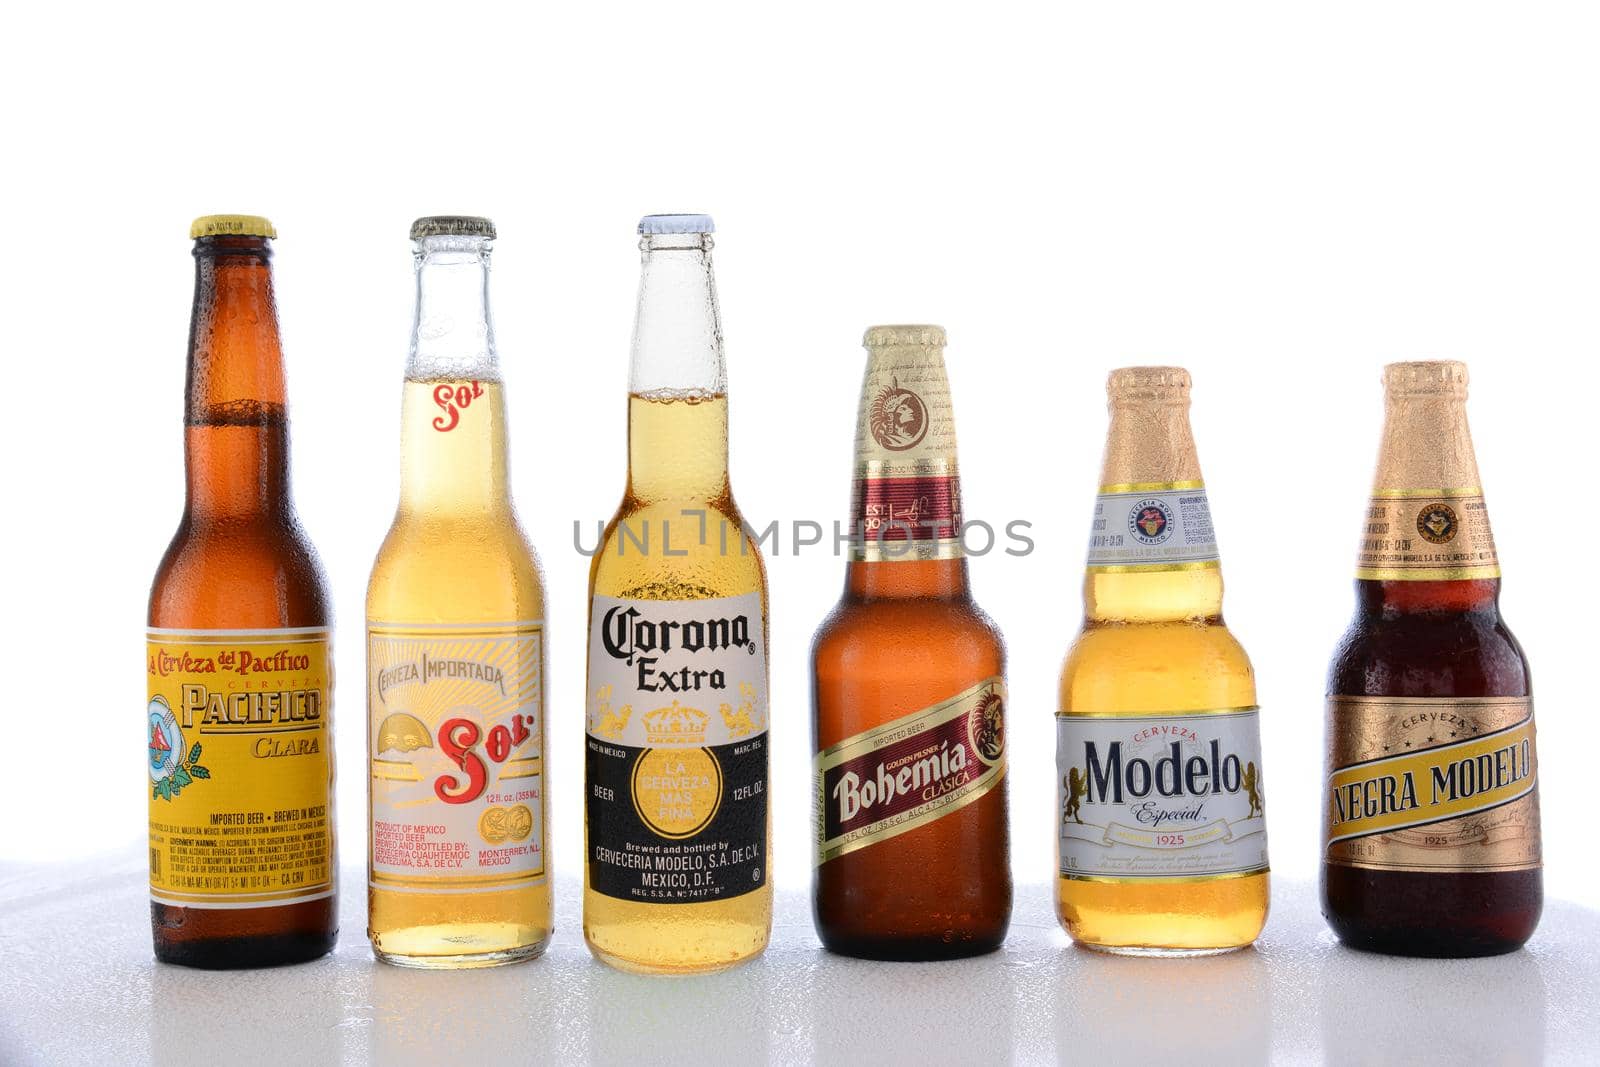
[1355,491,1500,581]
[1057,708,1268,880]
[815,678,1005,865]
[586,592,768,903]
[1325,696,1539,872]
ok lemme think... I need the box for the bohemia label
[586,593,768,903]
[146,628,333,908]
[1325,696,1539,872]
[815,678,1006,865]
[1086,481,1220,571]
[368,622,546,893]
[1057,710,1269,880]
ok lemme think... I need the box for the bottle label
[1086,482,1220,571]
[367,621,546,894]
[1355,490,1500,580]
[1324,696,1539,872]
[1056,708,1269,880]
[146,627,333,909]
[851,347,962,561]
[585,592,768,903]
[814,678,1006,866]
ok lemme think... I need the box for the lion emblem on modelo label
[1128,498,1175,545]
[868,378,929,451]
[968,689,1005,765]
[1416,502,1459,544]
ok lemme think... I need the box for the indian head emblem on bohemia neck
[868,379,929,451]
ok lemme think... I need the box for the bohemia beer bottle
[1056,367,1269,954]
[147,216,336,967]
[811,325,1011,960]
[1323,361,1541,956]
[366,217,552,967]
[583,215,771,974]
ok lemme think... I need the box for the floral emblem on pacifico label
[868,378,929,451]
[148,696,212,801]
[1128,498,1175,545]
[1416,502,1459,544]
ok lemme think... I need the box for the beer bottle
[366,217,552,967]
[1323,361,1541,956]
[147,215,336,967]
[811,325,1011,960]
[1055,367,1269,954]
[583,215,771,974]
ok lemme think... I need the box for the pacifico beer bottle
[811,325,1011,960]
[583,215,771,974]
[1322,361,1541,957]
[147,216,336,967]
[1056,367,1269,955]
[366,217,552,967]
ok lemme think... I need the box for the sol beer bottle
[1322,361,1541,956]
[583,215,771,974]
[1056,367,1269,954]
[147,215,336,967]
[811,325,1011,960]
[366,217,552,967]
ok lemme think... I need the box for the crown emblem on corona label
[643,700,710,744]
[868,378,929,451]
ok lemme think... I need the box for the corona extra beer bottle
[811,325,1010,960]
[1056,367,1269,954]
[147,215,336,967]
[366,216,552,967]
[1322,361,1541,957]
[583,214,771,974]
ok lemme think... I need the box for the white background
[3,1,1597,918]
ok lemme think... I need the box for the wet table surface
[1,853,1597,1065]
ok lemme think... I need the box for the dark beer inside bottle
[1322,576,1541,958]
[149,232,336,968]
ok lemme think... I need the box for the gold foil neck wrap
[863,324,946,349]
[1383,360,1469,398]
[1098,366,1204,488]
[853,328,959,473]
[1371,362,1484,495]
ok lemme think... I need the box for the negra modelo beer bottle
[811,325,1011,961]
[1323,361,1541,957]
[147,215,336,967]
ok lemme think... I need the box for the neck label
[1356,490,1500,580]
[1086,482,1219,572]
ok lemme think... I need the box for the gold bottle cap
[1383,360,1469,397]
[1107,365,1191,402]
[190,214,276,239]
[863,324,946,348]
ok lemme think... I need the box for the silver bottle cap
[638,214,715,235]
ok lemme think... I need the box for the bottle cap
[1383,360,1468,396]
[190,214,276,239]
[638,214,715,235]
[411,216,496,240]
[1107,366,1191,400]
[863,325,946,348]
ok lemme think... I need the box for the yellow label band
[147,628,333,909]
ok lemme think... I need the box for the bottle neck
[183,236,291,520]
[400,237,507,515]
[626,233,729,502]
[1085,398,1222,622]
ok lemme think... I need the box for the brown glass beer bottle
[146,216,337,968]
[1322,361,1541,957]
[811,325,1011,960]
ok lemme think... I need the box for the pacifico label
[1086,482,1220,572]
[585,592,768,903]
[1056,709,1269,880]
[814,678,1006,866]
[851,347,962,562]
[1325,696,1540,873]
[146,627,333,909]
[1355,490,1500,580]
[368,621,546,894]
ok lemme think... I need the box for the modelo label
[814,677,1005,865]
[1057,708,1269,880]
[1355,491,1501,581]
[368,621,546,894]
[146,627,334,909]
[585,592,768,903]
[1324,696,1539,872]
[1086,483,1219,571]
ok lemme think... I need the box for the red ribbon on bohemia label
[814,678,1006,865]
[146,627,334,909]
[368,621,547,894]
[1324,696,1540,872]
